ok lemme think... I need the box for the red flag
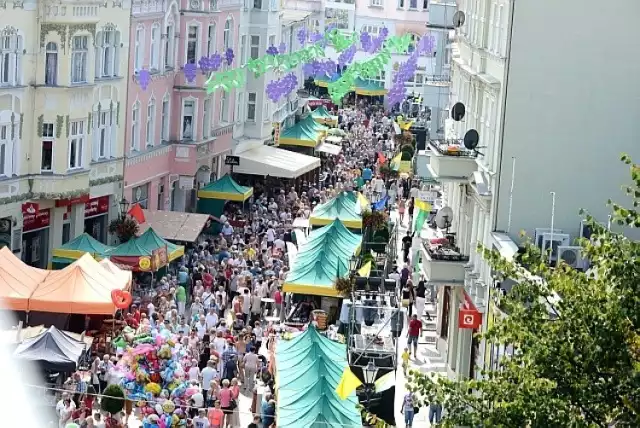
[128,203,146,224]
[377,152,386,164]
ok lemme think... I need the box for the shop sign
[152,246,168,270]
[22,202,39,215]
[23,208,50,232]
[224,155,240,166]
[55,194,90,207]
[458,309,482,329]
[418,190,438,205]
[272,123,281,146]
[84,196,110,218]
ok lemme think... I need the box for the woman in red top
[229,378,241,426]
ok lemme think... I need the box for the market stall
[28,253,131,315]
[278,120,323,148]
[196,174,253,219]
[135,228,185,262]
[311,106,338,126]
[51,233,113,268]
[137,210,214,243]
[13,325,87,372]
[0,247,51,311]
[309,191,363,230]
[275,326,361,428]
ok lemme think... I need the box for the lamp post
[362,360,379,410]
[118,197,130,220]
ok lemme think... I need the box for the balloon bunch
[266,73,298,102]
[266,45,278,56]
[388,42,422,106]
[183,63,197,83]
[368,27,389,54]
[225,48,234,66]
[337,44,357,67]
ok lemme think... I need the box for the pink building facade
[124,0,241,212]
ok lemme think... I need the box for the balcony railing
[424,244,469,262]
[430,139,478,158]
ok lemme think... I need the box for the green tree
[101,384,125,416]
[407,156,640,427]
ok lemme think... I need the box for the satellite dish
[453,11,466,28]
[463,129,480,150]
[435,207,454,230]
[451,102,465,121]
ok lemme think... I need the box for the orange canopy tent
[99,258,133,289]
[29,253,131,315]
[0,247,51,311]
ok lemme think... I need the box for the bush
[108,217,139,243]
[101,384,125,415]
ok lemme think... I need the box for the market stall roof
[316,142,342,155]
[354,77,387,96]
[276,326,361,428]
[52,233,113,261]
[0,324,94,347]
[311,106,338,126]
[313,73,340,88]
[196,174,253,202]
[28,253,131,315]
[233,145,321,179]
[309,191,363,229]
[138,210,212,243]
[98,259,133,288]
[300,115,329,134]
[325,135,343,144]
[13,326,86,372]
[135,227,185,262]
[283,219,361,297]
[279,120,321,147]
[0,247,51,311]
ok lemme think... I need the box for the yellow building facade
[0,0,130,267]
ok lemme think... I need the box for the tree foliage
[407,156,640,427]
[101,384,125,416]
[108,216,139,243]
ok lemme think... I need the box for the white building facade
[426,0,640,381]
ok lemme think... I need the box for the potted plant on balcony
[362,209,388,231]
[108,217,139,244]
[334,277,353,296]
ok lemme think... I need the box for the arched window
[96,26,121,78]
[223,17,233,50]
[45,42,58,86]
[150,24,160,71]
[131,102,140,151]
[146,98,156,147]
[207,22,216,56]
[0,31,23,86]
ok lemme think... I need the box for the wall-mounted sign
[224,155,240,166]
[22,202,39,216]
[272,122,281,146]
[84,196,110,218]
[23,208,51,232]
[458,309,482,329]
[55,194,90,207]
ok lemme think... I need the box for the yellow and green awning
[52,233,113,265]
[279,120,323,148]
[309,191,363,229]
[354,77,387,96]
[197,174,253,201]
[311,106,338,126]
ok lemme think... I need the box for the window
[131,102,140,150]
[203,98,211,138]
[0,33,21,86]
[71,36,88,83]
[209,0,218,11]
[164,24,175,69]
[498,5,506,56]
[240,35,246,65]
[223,18,233,50]
[423,0,428,9]
[236,92,243,122]
[0,125,6,175]
[408,33,420,52]
[398,0,405,8]
[410,0,417,8]
[268,35,275,48]
[182,100,195,140]
[250,36,260,60]
[370,0,382,6]
[41,141,53,172]
[42,122,54,139]
[45,42,58,86]
[132,183,149,209]
[96,111,109,158]
[361,25,380,36]
[150,25,160,71]
[207,24,216,56]
[146,99,156,147]
[247,92,256,121]
[186,25,199,64]
[220,92,229,122]
[69,121,84,170]
[325,9,349,30]
[134,26,144,71]
[161,98,170,141]
[254,0,262,9]
[96,28,120,78]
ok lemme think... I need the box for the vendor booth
[13,325,87,372]
[196,174,253,219]
[51,233,113,268]
[278,119,323,148]
[108,228,183,272]
[309,191,363,230]
[0,247,52,311]
[137,210,213,243]
[311,106,338,126]
[233,145,321,179]
[275,326,361,428]
[135,228,185,262]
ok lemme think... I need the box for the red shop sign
[55,194,90,208]
[22,202,39,216]
[23,208,51,232]
[84,196,110,218]
[458,290,483,329]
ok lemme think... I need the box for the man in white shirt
[201,360,218,404]
[192,408,209,428]
[205,308,218,330]
[195,316,208,339]
[410,184,419,199]
[266,226,276,246]
[242,289,252,323]
[243,348,260,391]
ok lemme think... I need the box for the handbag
[229,398,237,410]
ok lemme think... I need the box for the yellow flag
[357,261,372,277]
[390,152,402,171]
[335,366,362,400]
[414,199,432,213]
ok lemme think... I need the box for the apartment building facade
[0,0,130,267]
[424,0,640,382]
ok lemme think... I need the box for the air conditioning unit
[557,246,587,270]
[539,232,570,261]
[534,228,563,248]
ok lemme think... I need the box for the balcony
[285,0,323,12]
[132,0,166,15]
[422,233,468,284]
[428,139,478,181]
[30,170,90,198]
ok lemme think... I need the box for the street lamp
[363,360,379,385]
[118,197,130,220]
[348,255,359,273]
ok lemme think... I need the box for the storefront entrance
[83,196,109,243]
[21,206,51,268]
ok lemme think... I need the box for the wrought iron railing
[430,139,478,158]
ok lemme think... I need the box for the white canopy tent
[233,145,321,179]
[316,142,342,155]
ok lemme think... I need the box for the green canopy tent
[51,233,113,269]
[276,326,361,428]
[309,191,363,230]
[300,115,329,135]
[311,106,338,126]
[283,219,361,297]
[279,120,322,148]
[135,228,185,262]
[106,228,184,272]
[353,77,387,96]
[196,174,253,220]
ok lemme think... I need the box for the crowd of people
[53,100,433,428]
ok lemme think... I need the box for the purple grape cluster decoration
[210,53,222,71]
[184,63,197,83]
[418,35,436,54]
[337,44,357,67]
[266,73,298,102]
[225,48,234,66]
[368,27,389,53]
[278,42,287,54]
[388,52,419,106]
[198,56,211,73]
[309,32,323,43]
[266,46,279,56]
[360,32,372,52]
[138,69,151,90]
[297,27,308,45]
